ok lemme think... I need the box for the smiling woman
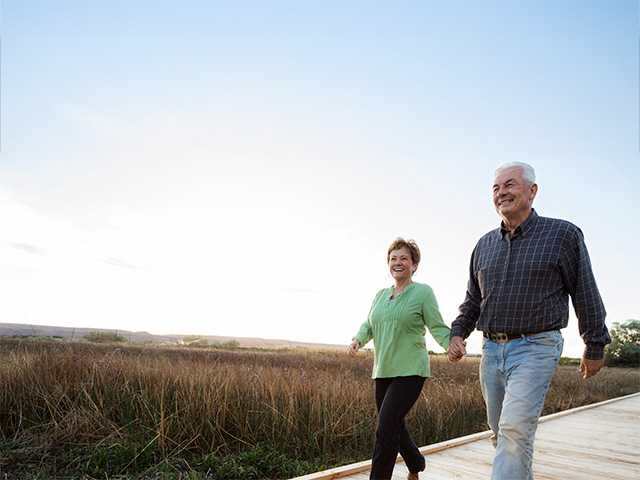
[387,238,420,289]
[348,238,451,480]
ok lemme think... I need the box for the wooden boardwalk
[292,392,640,480]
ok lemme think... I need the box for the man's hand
[448,336,467,362]
[348,340,360,356]
[579,356,604,379]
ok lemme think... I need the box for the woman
[349,238,451,480]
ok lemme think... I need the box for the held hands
[348,340,360,356]
[579,356,604,379]
[447,336,467,362]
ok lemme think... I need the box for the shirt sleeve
[451,244,482,339]
[423,286,451,351]
[353,289,383,347]
[559,228,611,360]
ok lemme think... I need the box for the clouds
[1,2,637,357]
[104,257,138,270]
[8,242,46,256]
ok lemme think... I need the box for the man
[448,162,610,480]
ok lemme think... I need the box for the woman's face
[388,247,415,282]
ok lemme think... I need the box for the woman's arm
[351,289,385,349]
[423,286,451,351]
[353,321,372,348]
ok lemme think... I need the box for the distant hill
[0,322,344,350]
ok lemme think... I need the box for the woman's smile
[388,247,415,282]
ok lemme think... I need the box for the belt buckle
[493,332,509,344]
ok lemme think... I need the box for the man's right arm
[449,246,482,361]
[451,245,482,339]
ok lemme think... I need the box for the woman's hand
[348,340,360,356]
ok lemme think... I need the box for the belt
[483,331,525,343]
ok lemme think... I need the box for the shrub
[605,320,640,367]
[559,357,580,366]
[212,340,240,349]
[83,331,126,343]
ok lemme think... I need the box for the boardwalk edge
[289,391,640,480]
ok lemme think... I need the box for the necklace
[390,281,413,299]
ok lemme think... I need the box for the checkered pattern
[451,210,610,359]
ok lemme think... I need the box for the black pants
[370,375,426,480]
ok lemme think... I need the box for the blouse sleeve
[353,289,384,347]
[423,286,451,351]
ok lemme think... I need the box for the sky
[1,1,638,358]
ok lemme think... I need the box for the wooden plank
[293,430,494,480]
[292,459,372,480]
[290,392,640,480]
[345,474,369,480]
[537,391,640,423]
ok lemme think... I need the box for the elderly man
[448,162,610,480]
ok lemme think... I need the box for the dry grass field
[0,339,638,479]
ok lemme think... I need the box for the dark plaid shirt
[451,209,610,359]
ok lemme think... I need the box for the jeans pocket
[525,330,562,347]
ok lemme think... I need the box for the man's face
[492,167,537,219]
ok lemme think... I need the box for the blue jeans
[480,330,563,480]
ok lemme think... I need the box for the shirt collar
[500,209,538,239]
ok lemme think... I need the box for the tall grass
[0,339,638,479]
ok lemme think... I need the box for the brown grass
[0,339,637,478]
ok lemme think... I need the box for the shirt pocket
[527,261,557,287]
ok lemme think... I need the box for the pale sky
[1,1,638,357]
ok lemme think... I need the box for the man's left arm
[560,228,611,376]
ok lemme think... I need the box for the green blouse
[354,282,451,378]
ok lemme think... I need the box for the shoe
[407,473,419,480]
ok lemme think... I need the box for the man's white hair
[495,162,536,185]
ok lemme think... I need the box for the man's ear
[530,183,538,202]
